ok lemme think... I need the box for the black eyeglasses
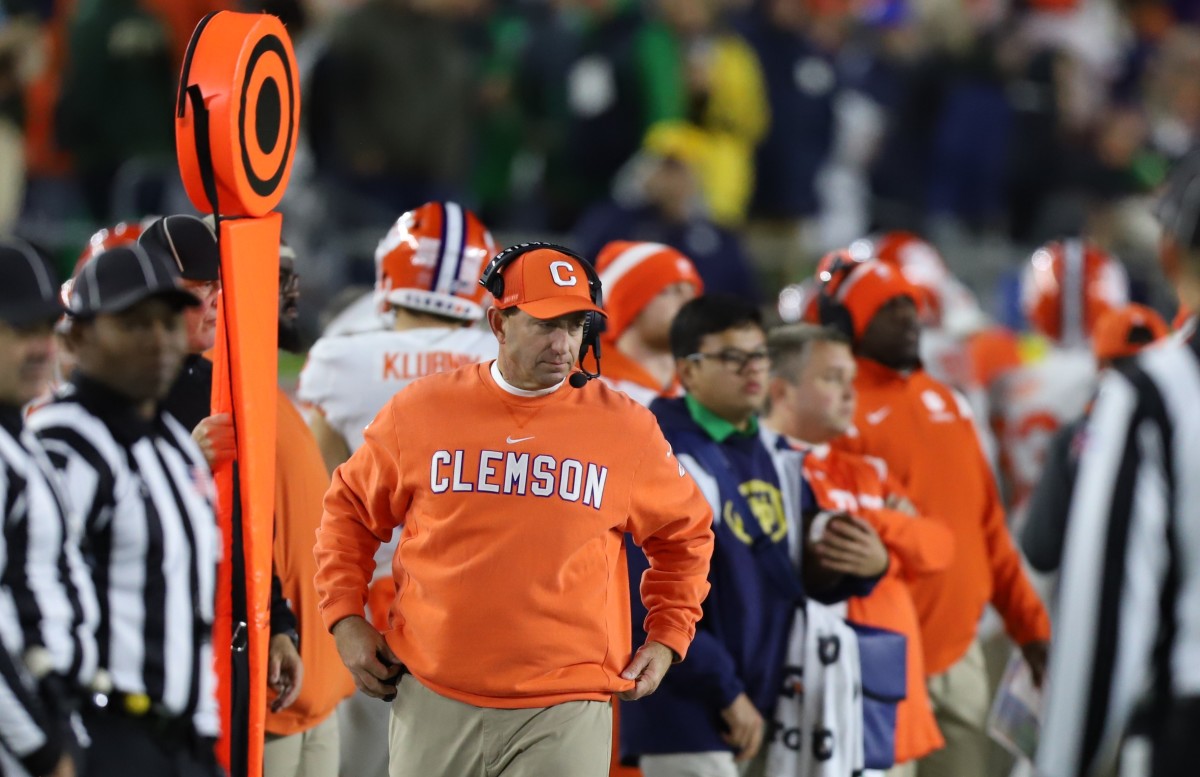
[686,349,770,372]
[280,269,300,296]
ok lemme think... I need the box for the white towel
[767,600,864,777]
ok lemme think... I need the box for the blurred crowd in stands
[1,0,1197,337]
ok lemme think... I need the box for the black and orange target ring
[176,11,300,218]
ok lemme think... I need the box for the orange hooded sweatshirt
[797,442,951,762]
[268,391,355,736]
[834,358,1050,676]
[315,363,714,709]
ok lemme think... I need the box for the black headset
[814,249,864,340]
[479,242,603,387]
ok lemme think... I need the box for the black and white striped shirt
[0,407,81,775]
[0,637,64,776]
[0,407,98,688]
[27,376,220,738]
[1039,333,1200,777]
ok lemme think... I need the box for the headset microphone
[569,335,602,388]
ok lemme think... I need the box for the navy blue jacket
[738,11,837,219]
[620,398,875,759]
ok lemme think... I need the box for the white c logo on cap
[550,261,578,287]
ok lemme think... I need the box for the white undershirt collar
[490,361,563,397]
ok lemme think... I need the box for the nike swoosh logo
[506,435,535,444]
[866,407,891,425]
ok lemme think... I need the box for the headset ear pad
[818,294,856,341]
[480,244,523,300]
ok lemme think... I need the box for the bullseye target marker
[175,12,300,777]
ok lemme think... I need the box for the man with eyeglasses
[620,294,880,777]
[263,239,356,777]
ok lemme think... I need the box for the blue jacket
[738,11,837,219]
[620,398,875,759]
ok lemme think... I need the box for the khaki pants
[917,641,992,777]
[639,747,768,777]
[887,760,918,777]
[263,714,340,777]
[388,674,612,777]
[337,689,390,777]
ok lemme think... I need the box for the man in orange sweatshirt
[763,323,954,774]
[819,258,1051,777]
[265,242,356,777]
[314,243,715,777]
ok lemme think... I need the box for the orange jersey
[800,442,951,762]
[599,344,682,407]
[834,358,1050,676]
[268,391,355,735]
[315,362,714,709]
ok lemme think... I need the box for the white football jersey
[300,325,498,585]
[990,344,1097,514]
[299,326,498,453]
[322,290,384,338]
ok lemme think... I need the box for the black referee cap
[0,239,65,327]
[137,214,220,282]
[68,245,201,318]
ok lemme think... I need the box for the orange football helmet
[1021,239,1129,346]
[375,201,496,322]
[62,218,158,306]
[871,231,949,325]
[779,245,872,325]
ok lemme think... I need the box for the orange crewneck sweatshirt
[315,362,714,709]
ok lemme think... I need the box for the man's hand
[268,633,304,712]
[885,493,916,516]
[617,641,674,701]
[192,413,236,470]
[814,514,889,577]
[332,615,403,700]
[44,752,74,777]
[720,692,764,762]
[1021,640,1050,688]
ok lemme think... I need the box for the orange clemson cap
[493,247,607,320]
[1091,303,1169,362]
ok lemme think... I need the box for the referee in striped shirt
[29,244,222,777]
[1038,150,1200,777]
[0,240,83,777]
